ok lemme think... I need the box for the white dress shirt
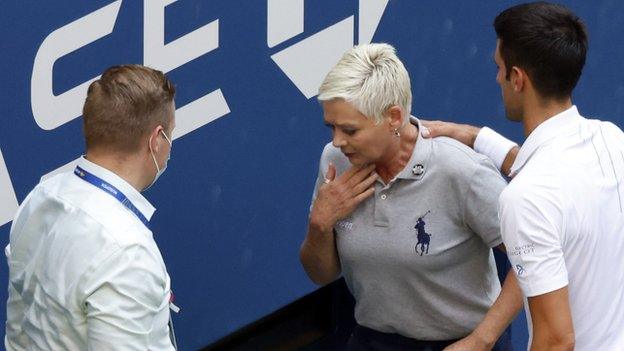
[5,157,174,351]
[499,106,624,350]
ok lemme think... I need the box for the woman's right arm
[300,218,341,285]
[300,163,377,285]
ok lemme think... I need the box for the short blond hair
[318,43,412,125]
[83,65,175,153]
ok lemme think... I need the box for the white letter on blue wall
[31,1,122,130]
[144,0,230,140]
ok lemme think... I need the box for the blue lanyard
[74,166,150,229]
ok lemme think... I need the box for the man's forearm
[528,287,575,351]
[501,146,519,177]
[474,127,518,177]
[421,122,518,176]
[471,269,524,346]
[530,337,575,351]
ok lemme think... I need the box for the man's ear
[510,66,525,93]
[148,125,164,152]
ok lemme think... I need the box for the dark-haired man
[5,65,177,350]
[423,2,624,350]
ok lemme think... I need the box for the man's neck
[522,97,573,137]
[85,151,146,191]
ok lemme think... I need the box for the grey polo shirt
[311,118,507,340]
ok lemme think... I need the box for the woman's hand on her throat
[309,163,377,232]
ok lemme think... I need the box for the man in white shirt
[422,2,624,350]
[5,65,177,350]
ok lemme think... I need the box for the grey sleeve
[309,143,350,212]
[462,158,508,248]
[309,164,324,212]
[309,146,331,212]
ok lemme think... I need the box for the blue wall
[1,1,623,350]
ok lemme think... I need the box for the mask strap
[148,133,161,174]
[161,129,172,146]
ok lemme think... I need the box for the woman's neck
[375,122,418,184]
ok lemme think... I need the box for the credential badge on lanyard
[169,291,180,350]
[74,166,150,228]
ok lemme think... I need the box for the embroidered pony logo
[414,210,432,256]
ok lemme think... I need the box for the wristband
[474,127,517,172]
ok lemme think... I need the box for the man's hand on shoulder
[421,120,519,176]
[420,120,481,148]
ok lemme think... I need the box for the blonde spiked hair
[318,43,412,125]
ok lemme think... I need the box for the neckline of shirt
[510,105,582,176]
[76,156,156,222]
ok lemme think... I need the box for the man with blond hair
[6,65,177,350]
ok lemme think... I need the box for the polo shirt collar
[510,105,582,176]
[396,116,432,181]
[77,156,156,221]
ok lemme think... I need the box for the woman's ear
[386,106,404,130]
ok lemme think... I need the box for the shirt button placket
[373,186,390,227]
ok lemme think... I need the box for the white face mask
[144,129,172,191]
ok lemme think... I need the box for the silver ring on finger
[323,178,331,184]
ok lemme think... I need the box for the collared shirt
[311,117,507,340]
[5,157,174,351]
[499,106,624,350]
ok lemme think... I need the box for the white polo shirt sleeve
[462,158,507,248]
[82,244,172,351]
[498,179,568,297]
